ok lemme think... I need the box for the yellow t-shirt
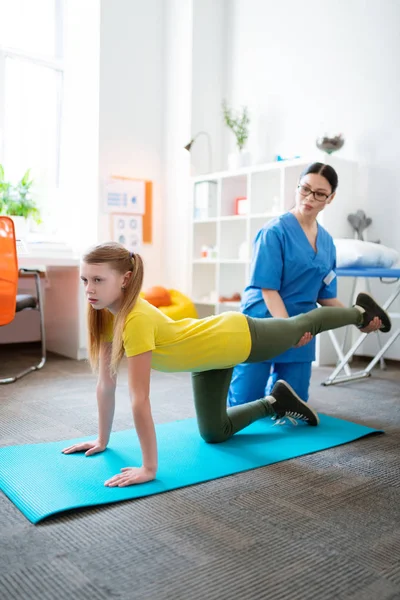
[107,297,252,373]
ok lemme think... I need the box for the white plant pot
[10,216,29,240]
[228,150,252,171]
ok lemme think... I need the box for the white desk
[15,251,87,360]
[19,254,80,268]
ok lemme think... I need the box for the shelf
[218,301,241,308]
[219,215,246,222]
[250,212,280,219]
[192,259,218,264]
[191,157,311,182]
[194,213,279,222]
[193,217,218,224]
[193,213,279,223]
[192,259,250,264]
[219,259,249,264]
[190,158,376,359]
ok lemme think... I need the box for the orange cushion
[143,286,172,308]
[160,289,198,320]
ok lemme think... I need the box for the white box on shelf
[194,181,218,220]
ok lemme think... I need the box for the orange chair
[0,216,46,384]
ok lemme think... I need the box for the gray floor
[0,344,399,600]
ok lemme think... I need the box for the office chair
[0,216,46,384]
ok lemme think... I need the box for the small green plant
[0,164,41,223]
[222,100,250,151]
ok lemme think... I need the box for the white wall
[226,0,400,250]
[190,0,229,175]
[162,0,193,292]
[59,0,100,250]
[98,0,165,287]
[162,0,238,292]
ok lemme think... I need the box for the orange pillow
[144,286,172,308]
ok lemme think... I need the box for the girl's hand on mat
[360,316,382,334]
[294,332,313,348]
[62,440,106,456]
[104,466,156,487]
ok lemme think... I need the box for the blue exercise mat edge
[0,414,382,524]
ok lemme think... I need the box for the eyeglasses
[297,184,331,203]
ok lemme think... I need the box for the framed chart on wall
[104,179,146,215]
[111,214,143,253]
[104,176,153,244]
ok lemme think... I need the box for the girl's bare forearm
[96,385,116,446]
[132,400,158,473]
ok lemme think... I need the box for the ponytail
[82,242,144,374]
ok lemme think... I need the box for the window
[0,0,61,58]
[0,0,63,226]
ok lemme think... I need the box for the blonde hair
[82,242,144,375]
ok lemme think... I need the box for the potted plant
[0,164,40,238]
[222,100,251,170]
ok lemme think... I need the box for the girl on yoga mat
[62,242,390,487]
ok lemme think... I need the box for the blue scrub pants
[227,361,312,406]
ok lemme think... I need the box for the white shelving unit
[189,157,360,365]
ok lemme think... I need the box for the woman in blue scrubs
[228,162,344,406]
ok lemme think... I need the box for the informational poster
[104,179,145,215]
[111,214,143,253]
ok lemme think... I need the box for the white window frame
[0,0,100,247]
[0,0,64,186]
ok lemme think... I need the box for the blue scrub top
[242,212,337,362]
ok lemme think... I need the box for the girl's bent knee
[200,429,229,444]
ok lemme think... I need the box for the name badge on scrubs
[323,270,336,286]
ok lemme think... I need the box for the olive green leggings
[192,306,363,443]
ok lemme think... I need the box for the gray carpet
[0,344,399,600]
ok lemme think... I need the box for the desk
[323,267,400,386]
[19,254,80,268]
[16,251,86,360]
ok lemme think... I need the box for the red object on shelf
[235,196,248,216]
[219,293,241,303]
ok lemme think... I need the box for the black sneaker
[270,380,319,426]
[355,292,391,333]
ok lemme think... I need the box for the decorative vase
[316,134,345,155]
[228,150,252,171]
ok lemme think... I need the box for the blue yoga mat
[0,415,381,524]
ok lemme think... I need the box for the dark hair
[299,162,338,193]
